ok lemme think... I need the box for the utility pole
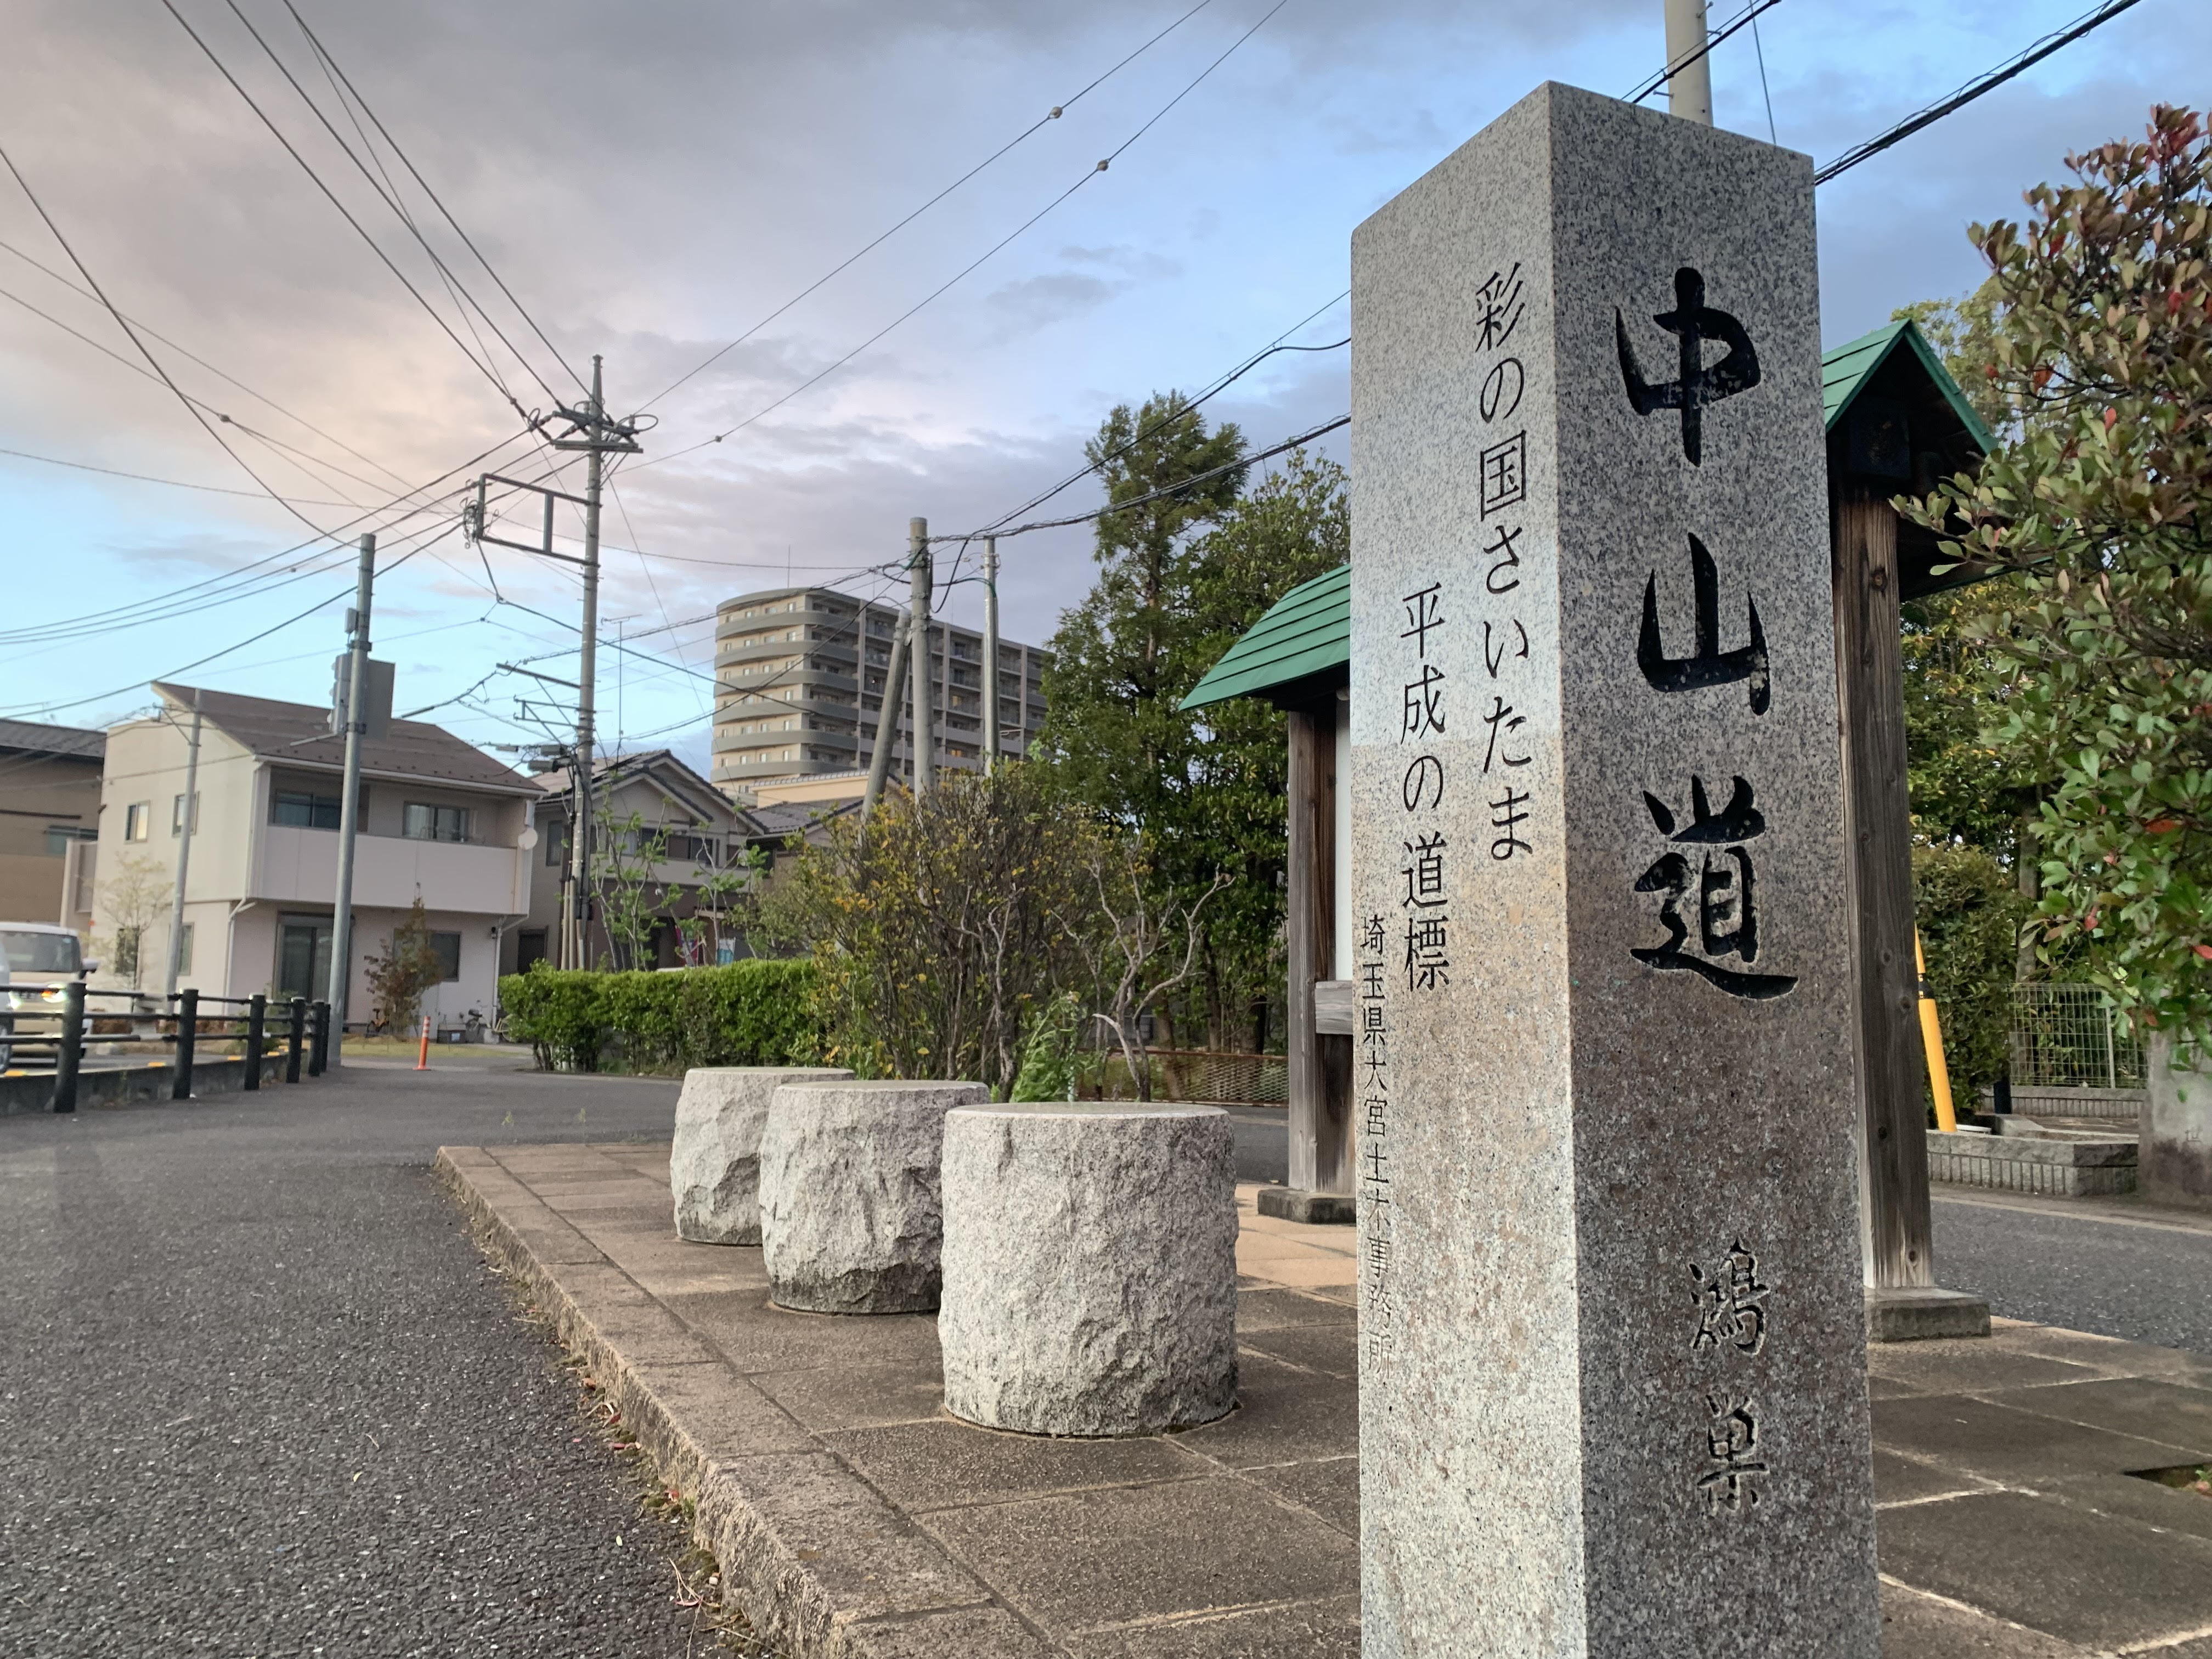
[161,689,202,1000]
[860,610,911,823]
[907,517,934,795]
[1664,0,1713,125]
[981,535,1000,777]
[326,533,375,1055]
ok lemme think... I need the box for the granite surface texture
[670,1065,853,1244]
[1350,82,1876,1654]
[939,1104,1239,1436]
[758,1079,985,1314]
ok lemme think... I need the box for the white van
[0,923,88,1071]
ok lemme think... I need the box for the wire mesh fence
[1081,1047,1289,1106]
[2010,984,2143,1091]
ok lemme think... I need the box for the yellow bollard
[1915,930,1957,1132]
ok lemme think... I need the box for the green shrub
[1914,845,2033,1093]
[499,960,820,1075]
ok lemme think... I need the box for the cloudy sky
[0,0,2194,770]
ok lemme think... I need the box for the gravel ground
[1933,1194,2212,1356]
[0,1062,737,1658]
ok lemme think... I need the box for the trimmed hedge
[499,961,821,1074]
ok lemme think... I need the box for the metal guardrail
[1,984,330,1113]
[2010,984,2144,1091]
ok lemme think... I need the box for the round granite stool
[758,1080,986,1313]
[939,1103,1238,1436]
[671,1065,853,1245]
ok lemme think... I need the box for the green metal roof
[1821,318,1996,453]
[1181,563,1350,711]
[1184,323,1995,710]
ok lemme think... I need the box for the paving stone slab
[1978,1376,2212,1454]
[2042,1472,2212,1546]
[1234,1322,1358,1378]
[838,1605,1057,1658]
[1867,1341,2107,1395]
[1237,1454,1358,1536]
[1173,1351,1358,1470]
[1876,1581,2091,1658]
[752,1360,951,1431]
[918,1475,1358,1640]
[1061,1596,1363,1659]
[1877,1490,2212,1651]
[1232,1288,1358,1333]
[1872,1394,2210,1485]
[822,1418,1212,1513]
[1874,1449,2001,1510]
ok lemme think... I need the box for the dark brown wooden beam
[1833,487,1936,1290]
[1285,707,1352,1197]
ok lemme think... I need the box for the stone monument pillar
[1350,83,1878,1656]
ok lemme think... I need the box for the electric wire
[640,0,1291,471]
[640,0,1220,414]
[213,0,553,404]
[0,442,353,507]
[280,0,585,398]
[0,234,416,492]
[1813,0,2146,185]
[1623,0,1787,106]
[0,135,335,536]
[155,0,528,415]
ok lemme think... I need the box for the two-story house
[94,683,539,1028]
[517,749,763,972]
[0,719,105,928]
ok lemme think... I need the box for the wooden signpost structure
[1186,319,1995,1340]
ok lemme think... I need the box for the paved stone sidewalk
[442,1142,2212,1658]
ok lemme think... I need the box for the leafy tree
[777,764,1096,1095]
[1913,845,2035,1092]
[1904,105,2212,1042]
[364,897,442,1034]
[595,809,671,971]
[1037,393,1348,1046]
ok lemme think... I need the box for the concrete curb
[1,1051,290,1115]
[432,1147,1052,1659]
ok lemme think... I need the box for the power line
[641,0,1291,471]
[1624,0,1786,106]
[280,1,585,399]
[0,234,416,493]
[640,0,1220,414]
[0,442,353,507]
[155,0,527,415]
[0,136,334,535]
[1813,0,2146,185]
[0,522,454,721]
[0,425,538,648]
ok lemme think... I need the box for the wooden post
[1832,488,1936,1291]
[1272,707,1354,1221]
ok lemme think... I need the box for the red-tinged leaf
[2147,819,2182,833]
[2103,406,2119,430]
[2194,945,2212,961]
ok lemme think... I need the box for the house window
[544,820,566,866]
[515,929,548,972]
[43,826,94,857]
[403,803,470,843]
[125,802,151,841]
[171,792,200,835]
[428,930,462,981]
[272,790,343,829]
[175,922,194,974]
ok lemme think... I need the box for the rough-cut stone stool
[758,1080,986,1313]
[670,1066,853,1244]
[939,1103,1238,1436]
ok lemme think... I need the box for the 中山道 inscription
[1351,82,1877,1657]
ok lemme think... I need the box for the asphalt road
[1933,1192,2212,1355]
[0,1060,719,1658]
[6,1075,2206,1656]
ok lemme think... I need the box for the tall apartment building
[709,586,1049,795]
